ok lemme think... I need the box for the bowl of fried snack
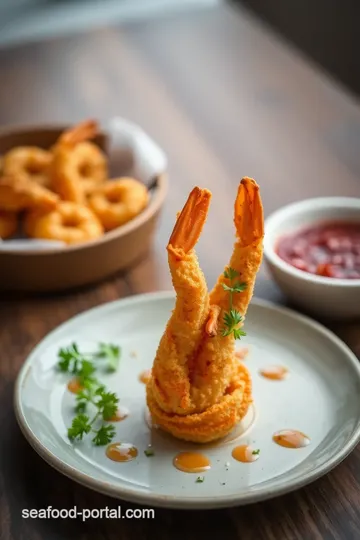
[0,118,168,292]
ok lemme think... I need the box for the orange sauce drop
[259,365,288,380]
[273,430,310,449]
[107,405,130,422]
[232,445,260,463]
[106,442,138,462]
[235,348,249,361]
[67,378,84,394]
[139,370,151,384]
[173,452,211,473]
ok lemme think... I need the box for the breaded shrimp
[50,120,107,204]
[190,178,264,410]
[150,187,211,414]
[0,175,59,212]
[147,178,264,442]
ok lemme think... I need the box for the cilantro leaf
[232,281,247,293]
[68,414,91,441]
[96,390,119,420]
[77,360,97,386]
[233,328,247,340]
[223,267,239,280]
[57,343,81,374]
[221,283,233,292]
[57,341,121,447]
[75,401,87,414]
[96,343,120,373]
[92,424,116,446]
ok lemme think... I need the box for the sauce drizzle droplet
[232,445,260,463]
[106,442,138,462]
[139,370,151,384]
[273,430,310,448]
[235,348,249,361]
[173,452,211,473]
[259,365,288,380]
[107,405,130,422]
[67,378,84,394]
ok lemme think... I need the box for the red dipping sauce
[277,221,360,279]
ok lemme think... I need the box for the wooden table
[1,3,359,539]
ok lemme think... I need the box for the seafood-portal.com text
[22,506,155,521]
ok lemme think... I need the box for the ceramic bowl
[264,197,360,319]
[0,118,168,292]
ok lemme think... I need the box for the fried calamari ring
[146,362,252,443]
[0,210,17,239]
[88,178,149,230]
[3,147,52,187]
[0,176,58,212]
[25,201,103,245]
[51,120,107,203]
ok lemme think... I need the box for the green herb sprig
[221,267,247,340]
[57,342,121,446]
[252,449,260,456]
[58,342,120,375]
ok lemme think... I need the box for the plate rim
[14,292,360,509]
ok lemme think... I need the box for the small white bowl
[264,197,360,319]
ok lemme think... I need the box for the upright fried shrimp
[0,176,59,212]
[25,201,103,245]
[88,178,149,230]
[3,147,52,187]
[50,120,107,203]
[147,178,264,443]
[0,210,17,239]
[191,178,264,409]
[210,178,264,313]
[150,187,211,415]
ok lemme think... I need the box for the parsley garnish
[196,476,205,483]
[252,449,260,455]
[57,342,121,446]
[221,267,247,340]
[67,414,91,441]
[144,448,155,457]
[57,341,121,376]
[95,343,121,373]
[92,425,116,446]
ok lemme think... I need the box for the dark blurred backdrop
[233,0,360,96]
[2,0,360,97]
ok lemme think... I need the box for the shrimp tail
[167,187,211,259]
[58,119,98,147]
[210,177,264,315]
[234,177,264,247]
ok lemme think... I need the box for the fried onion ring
[88,178,148,230]
[3,146,52,187]
[0,176,58,212]
[25,201,103,245]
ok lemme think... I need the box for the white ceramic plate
[14,293,360,509]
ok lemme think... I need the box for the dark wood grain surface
[0,4,360,539]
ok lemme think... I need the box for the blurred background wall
[2,0,360,97]
[0,0,218,48]
[233,0,360,97]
